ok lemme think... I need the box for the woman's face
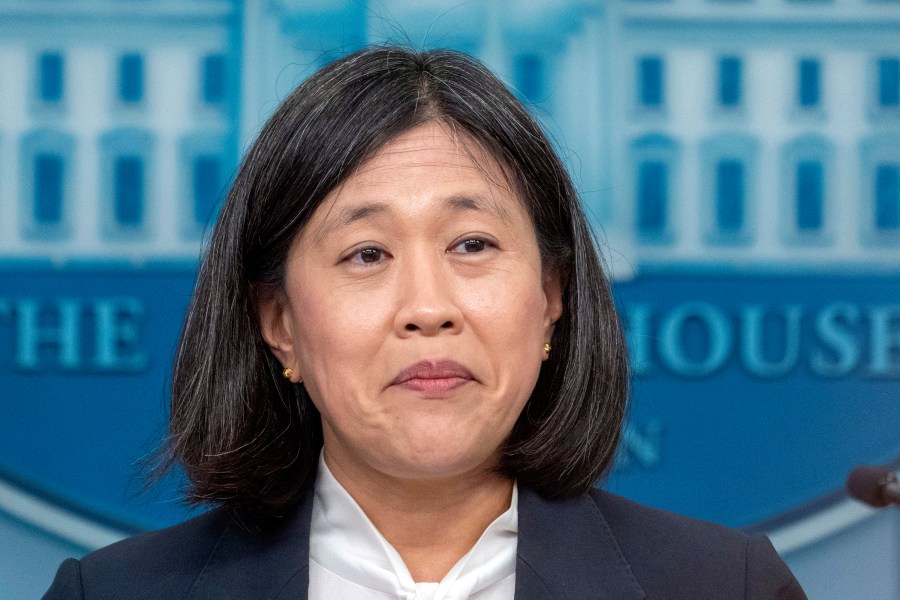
[260,122,562,484]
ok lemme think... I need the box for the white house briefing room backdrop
[0,1,898,598]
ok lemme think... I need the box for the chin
[380,443,501,481]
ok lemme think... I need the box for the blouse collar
[309,452,518,599]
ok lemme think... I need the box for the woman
[44,46,806,599]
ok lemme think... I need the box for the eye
[347,247,387,265]
[450,238,490,254]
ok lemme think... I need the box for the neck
[322,450,514,583]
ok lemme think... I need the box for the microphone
[846,465,900,508]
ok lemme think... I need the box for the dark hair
[162,46,629,519]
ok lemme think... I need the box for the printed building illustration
[0,1,237,263]
[2,0,898,273]
[603,1,900,271]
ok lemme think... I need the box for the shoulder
[44,508,231,600]
[44,500,314,600]
[588,488,748,559]
[587,489,807,599]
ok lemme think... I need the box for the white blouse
[308,455,518,600]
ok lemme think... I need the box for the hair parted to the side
[161,45,629,519]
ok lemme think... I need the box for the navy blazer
[43,487,806,599]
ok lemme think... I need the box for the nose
[393,255,463,337]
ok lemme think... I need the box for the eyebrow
[315,193,514,239]
[330,202,390,231]
[445,194,514,224]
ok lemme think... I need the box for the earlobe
[542,269,564,327]
[256,292,297,369]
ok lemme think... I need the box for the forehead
[351,121,511,189]
[306,121,531,238]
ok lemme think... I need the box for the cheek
[457,269,548,416]
[288,282,393,399]
[463,270,548,348]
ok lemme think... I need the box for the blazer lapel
[515,487,645,600]
[186,488,314,600]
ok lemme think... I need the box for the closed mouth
[390,359,475,387]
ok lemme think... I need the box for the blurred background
[0,0,898,598]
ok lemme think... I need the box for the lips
[390,359,475,392]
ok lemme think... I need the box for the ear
[256,289,298,372]
[542,268,564,333]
